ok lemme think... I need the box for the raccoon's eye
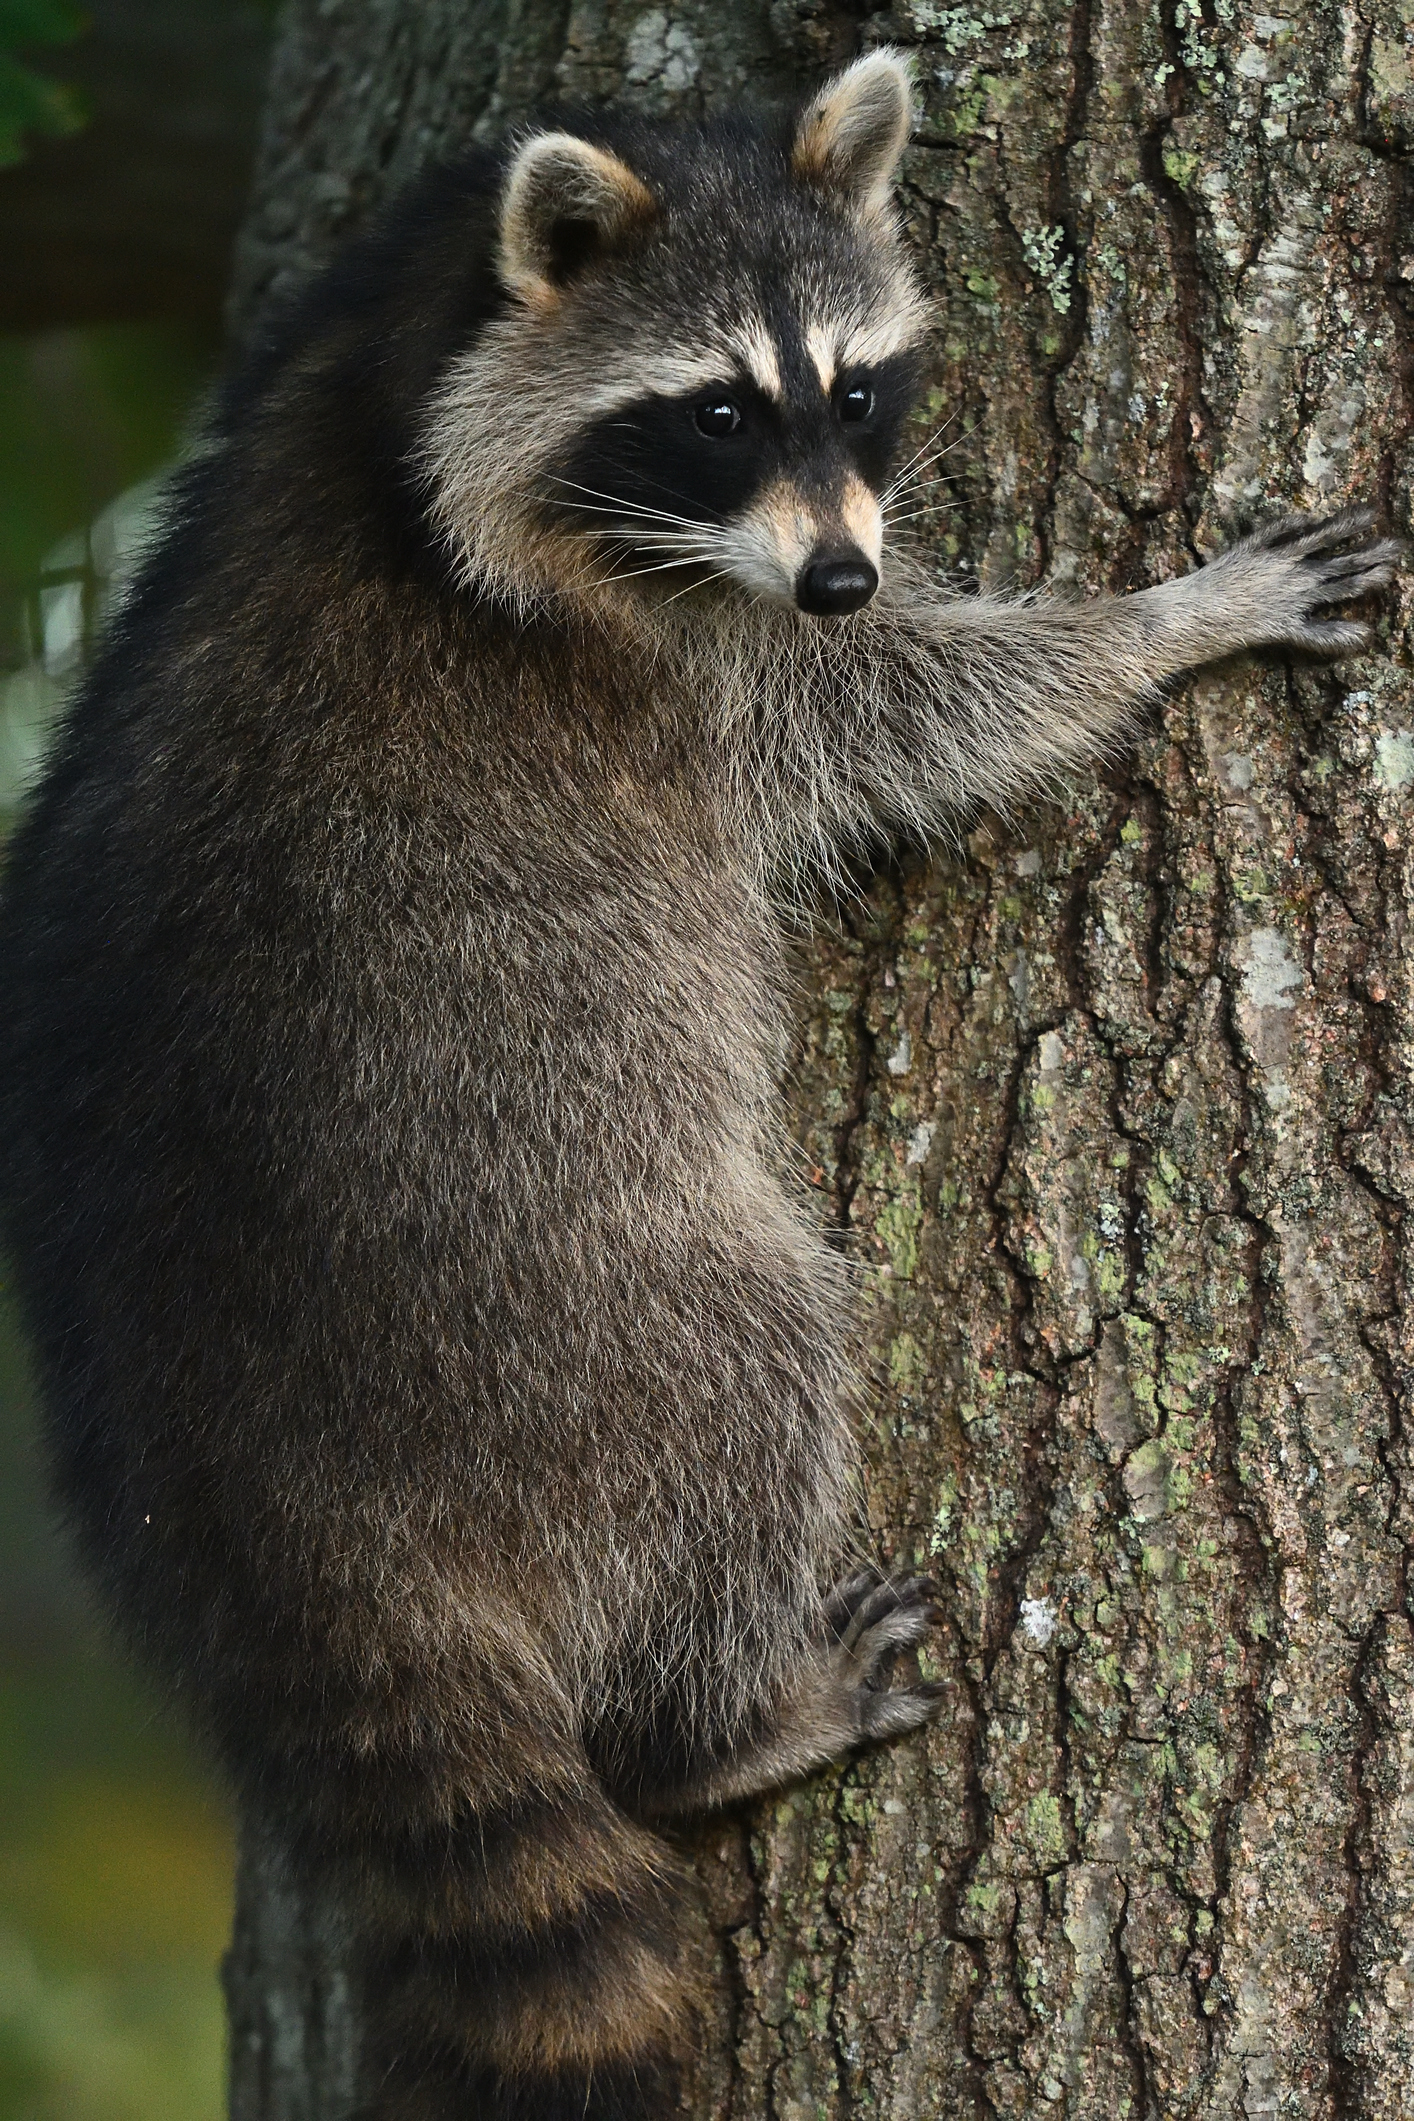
[839,384,874,424]
[695,400,742,437]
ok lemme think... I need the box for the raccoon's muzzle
[796,548,879,616]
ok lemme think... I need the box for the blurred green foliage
[0,321,215,825]
[0,1,87,170]
[0,321,214,643]
[1,318,232,2120]
[0,1655,233,2120]
[0,1300,234,2121]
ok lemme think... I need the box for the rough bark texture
[225,1,1414,2114]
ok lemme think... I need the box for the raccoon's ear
[499,132,657,305]
[791,50,914,218]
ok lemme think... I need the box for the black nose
[796,552,879,617]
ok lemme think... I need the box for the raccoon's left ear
[499,131,657,306]
[792,49,914,219]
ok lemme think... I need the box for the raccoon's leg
[1113,506,1404,670]
[637,1570,944,1820]
[865,507,1403,813]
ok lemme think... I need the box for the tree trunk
[223,1,1414,2113]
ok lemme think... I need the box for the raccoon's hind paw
[822,1568,946,1744]
[1213,505,1405,658]
[642,1570,947,1814]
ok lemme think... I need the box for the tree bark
[224,0,1414,2113]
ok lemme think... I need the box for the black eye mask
[550,384,782,538]
[547,347,921,546]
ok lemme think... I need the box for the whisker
[564,534,718,564]
[889,450,963,495]
[543,476,723,528]
[883,502,964,527]
[891,409,960,478]
[604,560,700,582]
[622,535,726,562]
[614,467,729,519]
[545,498,698,528]
[542,497,707,531]
[880,449,964,511]
[603,554,719,584]
[879,431,967,509]
[879,411,963,504]
[658,567,734,607]
[615,520,724,543]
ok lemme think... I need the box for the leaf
[0,0,86,167]
[0,52,85,168]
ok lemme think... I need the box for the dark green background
[1,5,272,2111]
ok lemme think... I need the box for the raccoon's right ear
[499,132,657,306]
[792,50,914,220]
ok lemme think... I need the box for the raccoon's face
[548,286,920,617]
[425,53,931,620]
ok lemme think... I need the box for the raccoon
[0,47,1399,2121]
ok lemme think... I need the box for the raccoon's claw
[1262,507,1403,606]
[821,1566,884,1637]
[1213,506,1405,660]
[821,1568,945,1744]
[1288,616,1376,656]
[1250,504,1376,551]
[843,1574,939,1665]
[823,1567,938,1649]
[857,1679,948,1744]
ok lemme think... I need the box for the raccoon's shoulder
[75,150,519,718]
[221,148,509,439]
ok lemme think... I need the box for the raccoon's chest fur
[6,541,853,1730]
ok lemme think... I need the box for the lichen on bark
[227,1,1414,2114]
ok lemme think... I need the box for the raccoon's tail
[348,1780,691,2121]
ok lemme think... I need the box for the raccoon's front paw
[1206,506,1404,657]
[821,1568,946,1743]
